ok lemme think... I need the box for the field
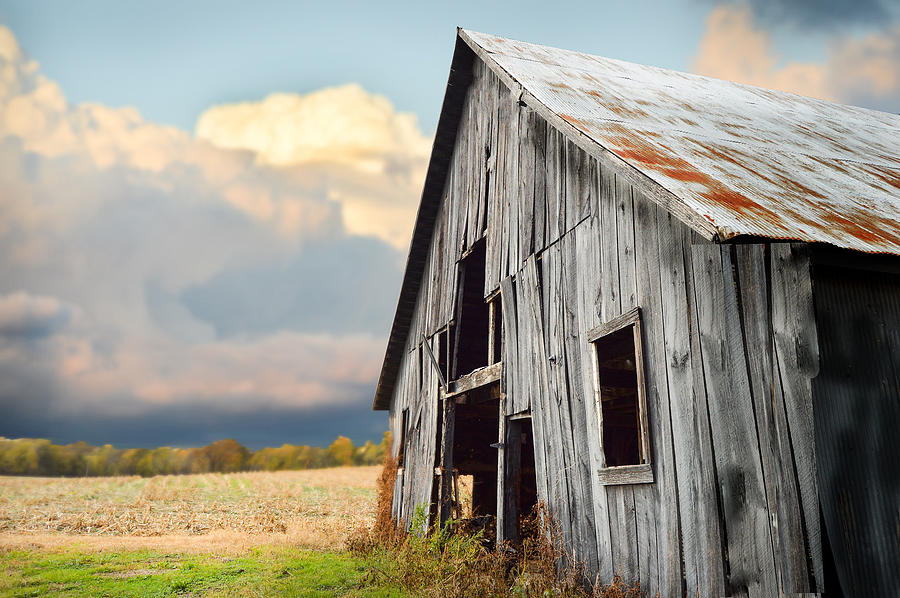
[0,467,402,597]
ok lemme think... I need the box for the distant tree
[356,431,391,465]
[201,439,250,472]
[327,436,355,467]
[0,433,391,477]
[85,444,117,476]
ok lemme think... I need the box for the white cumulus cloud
[196,85,430,248]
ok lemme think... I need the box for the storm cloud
[704,0,897,30]
[0,292,72,339]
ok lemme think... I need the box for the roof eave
[372,33,476,411]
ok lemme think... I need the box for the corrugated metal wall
[812,263,900,596]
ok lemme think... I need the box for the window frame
[587,306,653,485]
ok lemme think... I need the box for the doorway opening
[444,383,500,543]
[500,415,538,545]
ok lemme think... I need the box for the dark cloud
[179,235,403,338]
[0,347,387,450]
[0,292,71,339]
[0,398,388,450]
[709,0,896,29]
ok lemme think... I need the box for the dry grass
[348,456,646,598]
[0,466,379,553]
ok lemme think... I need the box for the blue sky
[0,0,829,134]
[0,1,897,450]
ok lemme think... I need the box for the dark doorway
[434,382,502,541]
[499,415,538,545]
[452,391,500,522]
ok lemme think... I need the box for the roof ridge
[461,28,900,124]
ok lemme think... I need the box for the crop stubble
[0,466,379,553]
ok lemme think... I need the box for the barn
[373,29,900,597]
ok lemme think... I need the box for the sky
[0,1,898,450]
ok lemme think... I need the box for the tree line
[0,433,390,477]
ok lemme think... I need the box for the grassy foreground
[0,546,402,597]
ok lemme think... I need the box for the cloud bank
[692,5,900,113]
[0,26,427,446]
[195,85,430,248]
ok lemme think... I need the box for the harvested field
[0,466,379,553]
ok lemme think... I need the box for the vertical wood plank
[506,92,520,275]
[518,106,535,261]
[734,244,789,590]
[545,127,561,245]
[501,276,522,415]
[497,85,510,281]
[560,229,600,574]
[565,138,591,232]
[555,131,567,242]
[532,113,547,254]
[691,244,778,597]
[439,395,456,526]
[574,199,615,582]
[633,194,683,597]
[543,242,581,563]
[770,243,823,592]
[661,213,727,597]
[518,258,552,506]
[496,393,508,545]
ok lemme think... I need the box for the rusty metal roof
[374,30,900,410]
[461,29,900,255]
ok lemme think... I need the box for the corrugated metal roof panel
[463,30,900,255]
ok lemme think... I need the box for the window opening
[588,308,651,478]
[488,295,502,365]
[437,329,451,385]
[453,240,490,379]
[397,408,409,469]
[418,344,424,391]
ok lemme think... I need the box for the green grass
[0,548,406,598]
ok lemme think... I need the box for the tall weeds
[348,455,645,597]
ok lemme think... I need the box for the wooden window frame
[587,306,653,486]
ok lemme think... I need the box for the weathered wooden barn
[373,30,900,597]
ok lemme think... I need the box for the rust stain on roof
[559,113,592,135]
[464,29,900,255]
[865,164,900,192]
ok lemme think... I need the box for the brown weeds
[347,458,644,597]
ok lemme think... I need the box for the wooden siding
[388,56,825,596]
